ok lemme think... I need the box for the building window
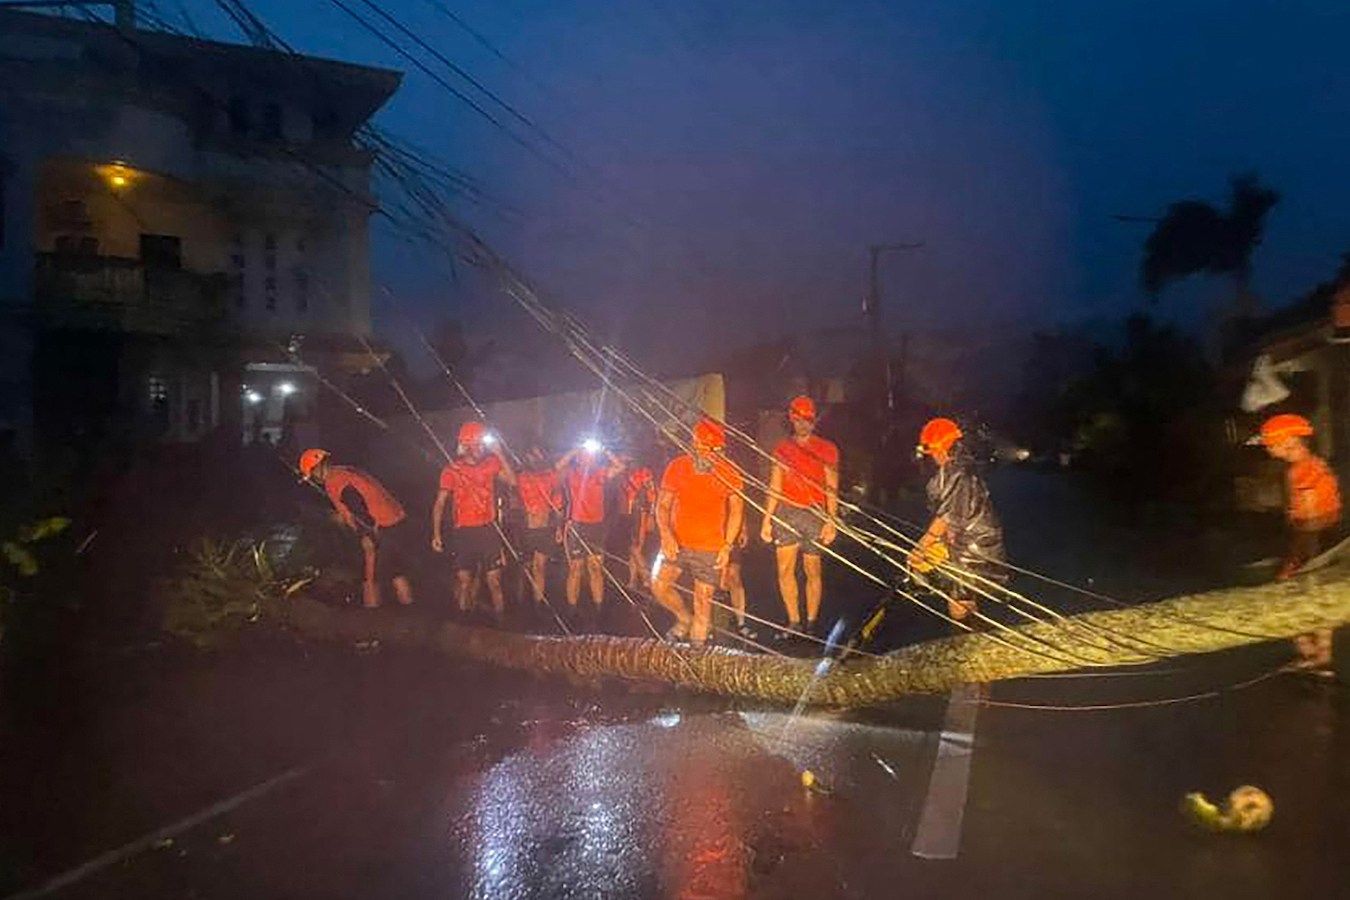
[148,375,169,427]
[140,234,182,269]
[186,398,202,435]
[230,253,245,270]
[261,103,282,141]
[264,233,276,252]
[228,96,250,135]
[265,276,277,312]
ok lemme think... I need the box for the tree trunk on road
[280,570,1350,708]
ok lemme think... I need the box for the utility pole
[862,242,922,411]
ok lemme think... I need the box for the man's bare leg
[586,554,605,607]
[774,543,802,627]
[723,563,746,627]
[455,569,473,612]
[566,558,583,608]
[530,552,548,603]
[392,575,413,606]
[803,552,823,628]
[485,568,505,619]
[654,562,689,636]
[690,581,715,644]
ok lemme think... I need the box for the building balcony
[34,253,230,336]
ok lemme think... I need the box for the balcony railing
[35,253,229,335]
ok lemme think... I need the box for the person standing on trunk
[760,396,839,639]
[615,452,657,589]
[1258,413,1341,675]
[654,421,744,645]
[299,449,414,609]
[432,422,516,620]
[910,417,1006,623]
[515,444,564,606]
[557,439,622,620]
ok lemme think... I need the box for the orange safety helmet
[1259,413,1313,447]
[458,421,487,446]
[917,418,963,456]
[298,448,329,479]
[692,420,726,451]
[789,396,816,421]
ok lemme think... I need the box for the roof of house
[0,9,401,133]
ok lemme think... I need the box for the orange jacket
[1287,454,1342,532]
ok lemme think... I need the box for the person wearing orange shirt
[760,396,839,638]
[1258,413,1341,674]
[655,421,745,645]
[299,449,414,609]
[615,452,658,589]
[515,444,564,605]
[432,422,516,619]
[556,439,623,616]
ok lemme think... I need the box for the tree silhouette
[1141,172,1280,304]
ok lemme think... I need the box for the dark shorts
[663,547,721,587]
[454,524,504,572]
[611,512,646,552]
[772,504,827,552]
[563,520,607,560]
[523,525,558,558]
[372,519,415,582]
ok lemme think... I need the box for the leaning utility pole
[862,242,922,410]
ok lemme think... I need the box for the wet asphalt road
[5,636,1347,900]
[4,468,1349,899]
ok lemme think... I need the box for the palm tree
[1141,172,1280,314]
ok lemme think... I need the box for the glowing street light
[276,381,297,397]
[581,437,603,454]
[244,389,264,404]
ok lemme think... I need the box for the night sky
[174,0,1350,370]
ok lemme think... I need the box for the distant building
[0,5,400,458]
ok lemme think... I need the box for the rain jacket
[926,456,1006,574]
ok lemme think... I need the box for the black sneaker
[736,623,760,643]
[774,625,800,643]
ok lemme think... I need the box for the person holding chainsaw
[1257,413,1340,674]
[299,448,414,609]
[910,418,1006,623]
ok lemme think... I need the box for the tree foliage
[1141,172,1280,297]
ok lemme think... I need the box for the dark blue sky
[181,0,1350,366]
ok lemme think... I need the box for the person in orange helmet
[911,417,1006,623]
[514,444,564,606]
[654,421,744,644]
[614,451,658,590]
[1257,413,1340,674]
[760,396,839,639]
[556,436,624,619]
[432,422,517,620]
[299,448,414,609]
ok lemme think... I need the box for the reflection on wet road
[454,706,940,899]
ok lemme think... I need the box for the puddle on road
[444,705,941,900]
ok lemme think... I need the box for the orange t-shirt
[517,468,562,519]
[439,455,502,528]
[1287,454,1341,531]
[566,462,609,524]
[774,435,839,508]
[622,467,656,515]
[661,454,743,551]
[325,466,405,528]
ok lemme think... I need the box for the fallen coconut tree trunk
[279,569,1350,708]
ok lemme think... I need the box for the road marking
[2,765,308,900]
[911,682,981,860]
